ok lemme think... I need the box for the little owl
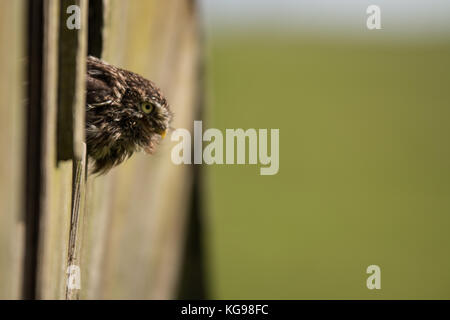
[85,56,172,174]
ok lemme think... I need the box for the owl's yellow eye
[141,102,154,114]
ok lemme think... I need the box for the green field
[205,33,450,299]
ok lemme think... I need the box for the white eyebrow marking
[153,101,162,109]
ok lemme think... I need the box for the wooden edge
[66,142,87,299]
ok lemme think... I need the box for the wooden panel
[0,0,200,299]
[57,0,87,161]
[35,0,69,299]
[78,0,200,299]
[36,0,88,299]
[0,0,26,300]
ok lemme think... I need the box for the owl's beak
[158,129,168,139]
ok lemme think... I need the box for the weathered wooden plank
[57,0,87,161]
[64,0,88,300]
[35,0,69,300]
[78,0,201,299]
[66,143,87,300]
[36,0,88,299]
[146,0,201,299]
[0,0,26,300]
[72,1,88,161]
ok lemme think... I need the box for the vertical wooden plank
[35,0,69,300]
[57,0,87,161]
[72,0,88,161]
[79,0,201,299]
[149,1,201,299]
[36,0,88,299]
[0,0,26,300]
[66,143,87,300]
[63,0,88,300]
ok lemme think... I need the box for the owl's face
[120,74,172,154]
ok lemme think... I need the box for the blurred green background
[202,0,450,299]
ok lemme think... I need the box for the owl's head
[119,71,173,153]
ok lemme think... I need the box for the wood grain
[0,0,26,300]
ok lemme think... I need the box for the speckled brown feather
[85,56,172,174]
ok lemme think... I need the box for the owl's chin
[142,134,161,154]
[143,146,154,154]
